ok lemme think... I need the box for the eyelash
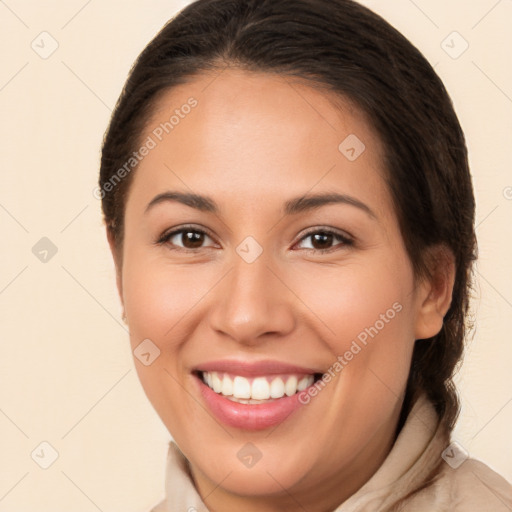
[156,225,354,254]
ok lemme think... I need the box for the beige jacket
[150,394,512,511]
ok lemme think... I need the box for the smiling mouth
[195,370,324,404]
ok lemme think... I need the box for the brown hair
[100,0,477,434]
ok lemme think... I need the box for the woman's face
[112,70,441,509]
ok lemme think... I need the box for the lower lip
[195,374,310,430]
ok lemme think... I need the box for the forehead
[127,69,391,220]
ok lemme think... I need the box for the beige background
[0,0,511,510]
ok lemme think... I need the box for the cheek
[289,257,416,391]
[120,253,214,437]
[122,249,212,345]
[291,258,414,341]
[285,260,416,451]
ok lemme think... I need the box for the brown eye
[310,232,334,250]
[158,227,217,250]
[295,229,353,253]
[180,231,206,249]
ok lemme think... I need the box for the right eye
[157,226,218,251]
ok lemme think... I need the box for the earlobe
[414,246,456,340]
[106,227,124,310]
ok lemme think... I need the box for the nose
[208,251,296,345]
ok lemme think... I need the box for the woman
[98,0,512,510]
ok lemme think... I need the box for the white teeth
[251,377,270,400]
[233,376,251,399]
[221,374,233,396]
[297,375,310,391]
[270,377,285,398]
[285,376,298,397]
[212,373,222,393]
[201,371,315,401]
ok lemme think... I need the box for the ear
[106,227,124,312]
[414,245,456,340]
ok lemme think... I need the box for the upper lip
[193,359,323,377]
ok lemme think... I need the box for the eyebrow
[284,192,376,218]
[145,191,218,214]
[145,191,376,219]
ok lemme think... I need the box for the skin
[107,69,455,512]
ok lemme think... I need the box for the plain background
[0,0,511,510]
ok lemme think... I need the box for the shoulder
[405,457,512,511]
[441,458,512,510]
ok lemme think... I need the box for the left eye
[295,229,353,252]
